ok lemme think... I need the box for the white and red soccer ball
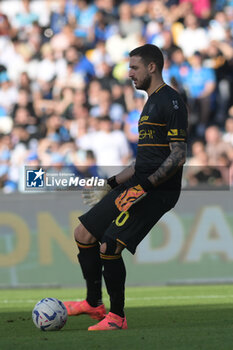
[32,297,67,331]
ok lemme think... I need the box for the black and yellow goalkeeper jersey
[135,83,188,190]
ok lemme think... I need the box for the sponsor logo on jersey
[139,115,149,123]
[148,104,155,113]
[172,100,179,110]
[168,129,178,136]
[139,129,156,139]
[180,129,187,137]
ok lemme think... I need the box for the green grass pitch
[1,285,233,350]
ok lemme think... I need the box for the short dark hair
[129,44,164,72]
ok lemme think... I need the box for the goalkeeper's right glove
[115,176,153,212]
[115,184,147,212]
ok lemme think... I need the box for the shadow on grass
[1,303,233,350]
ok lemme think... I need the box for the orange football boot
[88,312,128,331]
[64,300,106,320]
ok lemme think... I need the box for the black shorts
[79,185,180,254]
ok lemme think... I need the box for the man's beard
[137,74,151,91]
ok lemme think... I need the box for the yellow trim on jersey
[154,83,166,94]
[116,239,127,247]
[139,122,167,126]
[168,129,178,136]
[169,138,186,141]
[138,144,169,147]
[100,253,121,260]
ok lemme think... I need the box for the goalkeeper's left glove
[82,182,111,207]
[115,178,153,212]
[82,176,118,207]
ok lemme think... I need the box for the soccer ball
[32,297,67,331]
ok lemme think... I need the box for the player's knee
[100,238,124,255]
[100,242,107,254]
[74,223,96,244]
[100,239,116,255]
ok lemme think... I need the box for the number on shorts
[115,211,129,227]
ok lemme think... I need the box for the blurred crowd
[0,0,233,192]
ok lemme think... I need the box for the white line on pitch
[1,294,233,304]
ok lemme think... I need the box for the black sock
[101,254,126,318]
[76,241,102,307]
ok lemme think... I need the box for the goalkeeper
[64,44,188,331]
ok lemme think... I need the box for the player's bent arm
[108,161,136,188]
[115,161,135,185]
[114,143,186,212]
[148,142,187,187]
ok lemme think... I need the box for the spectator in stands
[71,149,105,180]
[170,48,190,86]
[0,134,11,188]
[185,139,207,183]
[90,88,125,127]
[118,2,144,37]
[112,51,131,83]
[184,51,216,137]
[0,11,13,37]
[179,0,211,19]
[50,25,76,55]
[88,40,113,80]
[36,43,57,82]
[177,13,209,58]
[216,151,231,185]
[73,50,96,83]
[11,87,36,120]
[205,125,232,164]
[93,10,117,43]
[223,117,233,146]
[50,0,69,35]
[187,152,224,187]
[69,116,90,147]
[208,11,228,41]
[42,113,70,143]
[80,115,131,172]
[111,82,127,112]
[13,0,39,30]
[33,79,55,117]
[56,87,75,120]
[87,78,102,108]
[205,41,232,126]
[70,0,98,44]
[54,61,85,94]
[0,70,18,115]
[14,107,38,140]
[17,72,32,91]
[124,93,144,157]
[162,54,176,86]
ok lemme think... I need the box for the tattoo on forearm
[149,142,187,187]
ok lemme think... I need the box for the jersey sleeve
[166,98,188,143]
